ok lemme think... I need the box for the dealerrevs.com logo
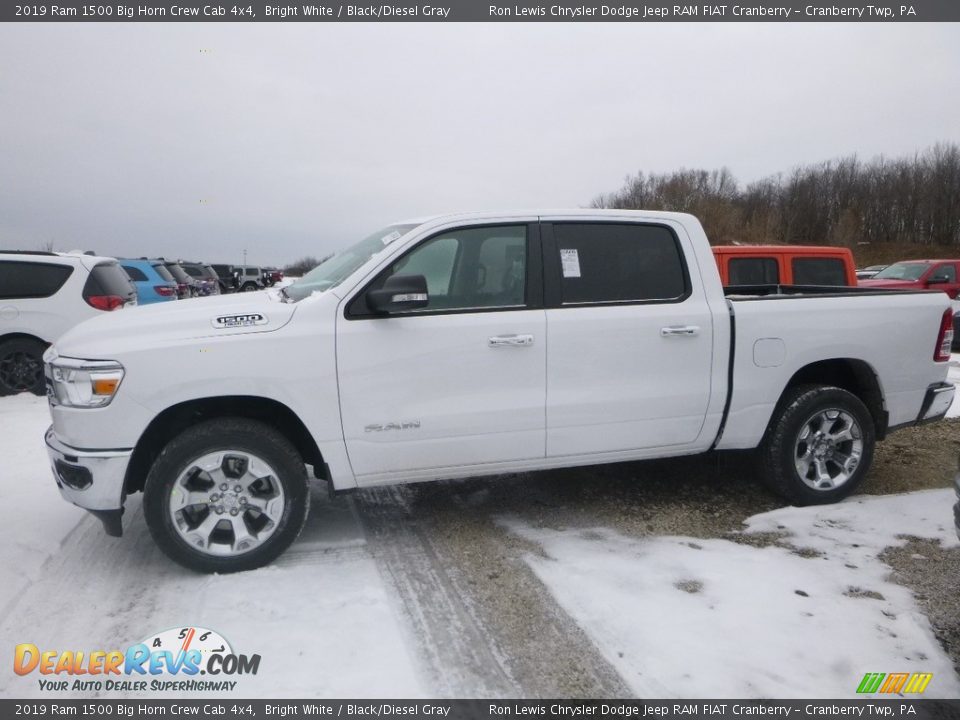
[14,627,260,693]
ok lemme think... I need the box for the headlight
[47,358,125,408]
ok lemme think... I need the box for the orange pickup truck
[712,245,857,287]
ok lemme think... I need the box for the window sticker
[381,230,402,246]
[560,248,581,278]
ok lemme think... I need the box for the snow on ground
[0,393,85,614]
[0,395,429,699]
[947,353,960,418]
[500,489,960,699]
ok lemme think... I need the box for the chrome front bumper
[45,426,131,535]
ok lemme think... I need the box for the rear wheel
[0,337,47,396]
[758,385,875,506]
[241,282,258,292]
[143,418,309,572]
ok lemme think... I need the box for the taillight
[86,294,125,311]
[155,285,175,297]
[934,309,954,362]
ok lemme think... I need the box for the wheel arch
[0,332,49,348]
[124,396,325,495]
[778,358,886,438]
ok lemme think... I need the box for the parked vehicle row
[0,250,284,396]
[0,250,137,395]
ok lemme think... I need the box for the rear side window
[182,265,205,278]
[728,257,779,285]
[0,261,73,299]
[122,265,148,282]
[792,258,846,286]
[83,263,135,298]
[552,223,687,304]
[153,264,175,282]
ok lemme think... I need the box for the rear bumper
[45,426,130,536]
[917,382,955,423]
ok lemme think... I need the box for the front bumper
[45,426,130,536]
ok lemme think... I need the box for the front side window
[932,264,957,282]
[553,223,687,304]
[728,257,779,285]
[0,261,73,299]
[354,225,527,314]
[792,257,846,286]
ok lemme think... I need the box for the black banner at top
[3,0,960,22]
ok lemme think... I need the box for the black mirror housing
[367,274,429,313]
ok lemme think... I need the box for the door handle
[660,325,700,337]
[488,334,534,348]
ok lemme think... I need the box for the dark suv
[210,264,238,293]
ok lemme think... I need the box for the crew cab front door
[336,222,546,480]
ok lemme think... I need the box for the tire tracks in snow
[353,483,632,698]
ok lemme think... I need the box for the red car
[860,259,960,351]
[859,259,960,299]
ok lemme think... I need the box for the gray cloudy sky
[1,23,958,265]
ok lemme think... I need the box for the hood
[54,291,298,360]
[858,278,923,289]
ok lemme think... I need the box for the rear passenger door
[542,220,714,457]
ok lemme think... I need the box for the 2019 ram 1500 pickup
[43,210,956,572]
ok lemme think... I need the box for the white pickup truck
[43,210,956,572]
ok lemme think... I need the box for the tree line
[592,142,960,248]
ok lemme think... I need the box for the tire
[0,337,47,396]
[241,282,257,292]
[143,418,309,573]
[758,385,875,506]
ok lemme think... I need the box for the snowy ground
[500,490,959,698]
[0,394,428,699]
[1,357,958,698]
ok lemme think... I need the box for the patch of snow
[500,489,960,699]
[0,394,86,614]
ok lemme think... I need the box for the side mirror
[367,274,429,314]
[927,275,951,285]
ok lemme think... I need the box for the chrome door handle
[660,325,700,337]
[488,334,534,348]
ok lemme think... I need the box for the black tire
[0,337,47,396]
[241,282,258,292]
[758,385,875,506]
[143,418,309,573]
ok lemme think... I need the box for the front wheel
[758,385,875,506]
[143,418,309,572]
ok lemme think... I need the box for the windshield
[872,262,929,280]
[285,223,420,302]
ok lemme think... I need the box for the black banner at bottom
[1,700,959,720]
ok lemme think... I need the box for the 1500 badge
[212,314,267,329]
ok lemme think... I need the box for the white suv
[0,251,137,395]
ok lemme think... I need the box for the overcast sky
[1,23,958,266]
